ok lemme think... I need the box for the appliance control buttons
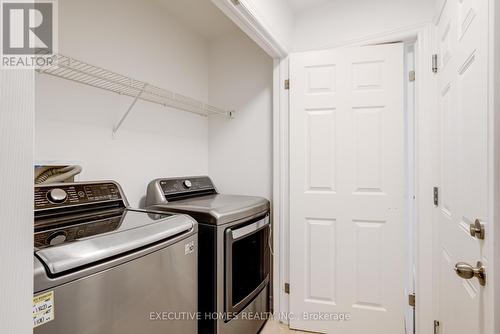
[47,188,68,204]
[183,180,192,189]
[48,231,67,246]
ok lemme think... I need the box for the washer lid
[149,194,270,225]
[35,211,195,275]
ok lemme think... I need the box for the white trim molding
[272,56,290,319]
[0,70,35,334]
[489,0,499,333]
[311,21,432,51]
[211,0,288,59]
[412,24,438,334]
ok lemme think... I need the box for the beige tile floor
[261,320,310,334]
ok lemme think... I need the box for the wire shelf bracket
[112,83,147,138]
[36,54,235,137]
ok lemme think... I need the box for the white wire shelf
[36,54,234,135]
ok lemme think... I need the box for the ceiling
[153,0,240,41]
[288,0,333,13]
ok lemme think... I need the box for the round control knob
[183,180,192,189]
[48,231,67,246]
[47,188,67,204]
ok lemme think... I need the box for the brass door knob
[454,261,486,286]
[469,219,485,239]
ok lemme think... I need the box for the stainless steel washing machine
[146,176,271,334]
[33,181,198,334]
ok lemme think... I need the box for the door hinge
[409,70,416,82]
[284,79,290,90]
[433,187,439,206]
[434,320,440,334]
[284,283,290,294]
[408,293,415,307]
[432,54,438,73]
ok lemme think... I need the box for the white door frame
[272,23,440,334]
[0,70,35,334]
[491,0,500,332]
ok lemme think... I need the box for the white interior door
[289,44,406,334]
[435,0,490,333]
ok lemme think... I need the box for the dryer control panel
[159,177,217,201]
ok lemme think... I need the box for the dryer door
[224,215,270,317]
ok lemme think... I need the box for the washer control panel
[160,177,215,197]
[35,182,122,210]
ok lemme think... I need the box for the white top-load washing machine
[33,181,198,334]
[145,176,271,334]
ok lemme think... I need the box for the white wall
[292,0,436,51]
[35,0,210,207]
[207,31,273,199]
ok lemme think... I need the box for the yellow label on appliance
[33,291,54,328]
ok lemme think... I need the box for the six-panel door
[289,44,406,334]
[435,0,489,333]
